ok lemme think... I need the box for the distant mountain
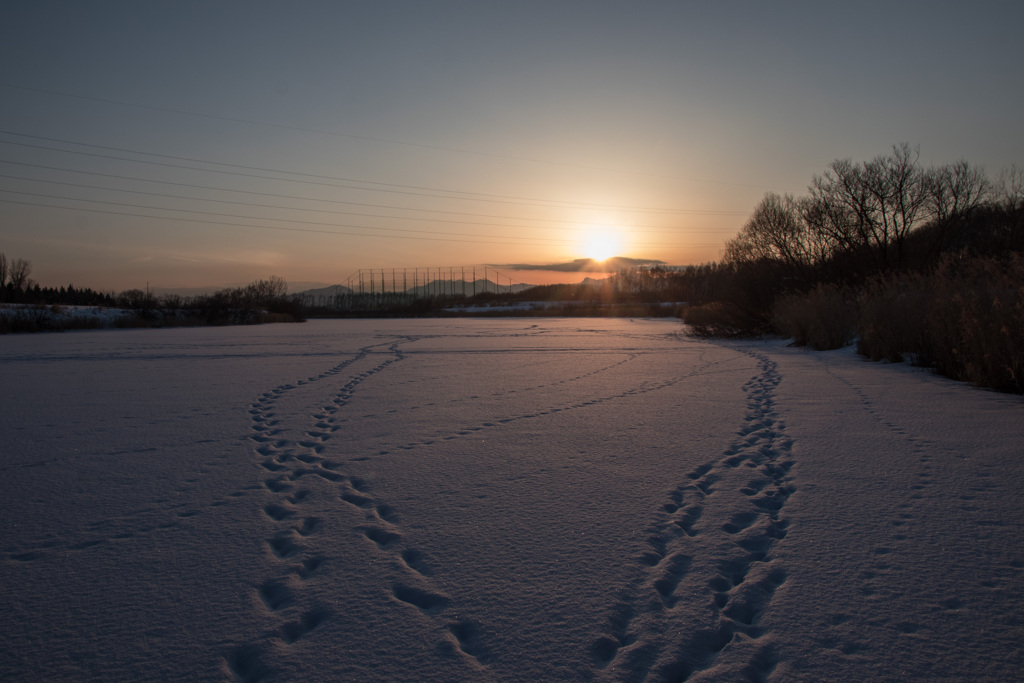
[296,284,355,299]
[285,281,335,293]
[403,279,533,297]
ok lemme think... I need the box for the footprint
[258,578,294,611]
[722,567,787,627]
[644,534,667,564]
[225,644,272,683]
[264,504,296,521]
[288,490,310,504]
[751,491,787,513]
[695,475,719,495]
[279,607,331,644]
[362,527,401,549]
[716,557,752,589]
[267,533,302,559]
[296,555,326,579]
[722,511,758,534]
[401,548,432,576]
[687,464,713,480]
[740,479,769,496]
[737,534,774,554]
[448,619,490,662]
[374,503,399,523]
[341,491,374,508]
[392,583,450,613]
[653,554,692,606]
[674,506,703,536]
[591,636,620,667]
[295,517,322,536]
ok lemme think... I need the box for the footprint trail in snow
[594,349,794,682]
[4,320,1022,683]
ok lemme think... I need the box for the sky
[1,1,1021,292]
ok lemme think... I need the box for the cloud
[497,257,666,273]
[128,254,201,264]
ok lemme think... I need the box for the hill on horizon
[296,278,534,300]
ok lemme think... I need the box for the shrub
[857,255,1024,392]
[682,301,771,338]
[855,275,930,362]
[772,284,857,350]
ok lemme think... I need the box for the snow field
[1,319,1021,682]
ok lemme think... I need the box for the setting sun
[581,228,623,262]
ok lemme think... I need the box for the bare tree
[998,164,1024,212]
[862,142,928,268]
[0,252,7,288]
[8,257,31,291]
[805,143,929,270]
[244,276,288,307]
[926,160,991,222]
[723,192,825,275]
[807,158,874,258]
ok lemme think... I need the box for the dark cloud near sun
[498,257,666,273]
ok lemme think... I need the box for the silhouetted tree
[243,276,288,308]
[8,257,31,291]
[723,192,835,286]
[683,145,1023,346]
[926,159,991,223]
[999,164,1024,212]
[805,143,930,272]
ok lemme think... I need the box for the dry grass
[857,255,1024,392]
[772,284,857,350]
[682,301,770,338]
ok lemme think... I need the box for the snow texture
[1,319,1021,682]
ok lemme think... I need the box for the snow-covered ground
[1,319,1021,682]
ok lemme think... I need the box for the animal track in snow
[447,618,492,664]
[392,582,451,613]
[1,489,263,563]
[279,607,331,644]
[227,342,410,677]
[594,347,795,680]
[228,337,502,677]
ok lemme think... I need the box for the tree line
[0,259,304,332]
[678,143,1024,393]
[1,253,117,307]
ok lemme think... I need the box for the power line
[0,136,750,215]
[0,130,751,214]
[0,82,785,191]
[0,197,723,249]
[0,188,567,243]
[0,169,738,235]
[0,197,563,246]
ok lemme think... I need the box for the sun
[581,229,622,262]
